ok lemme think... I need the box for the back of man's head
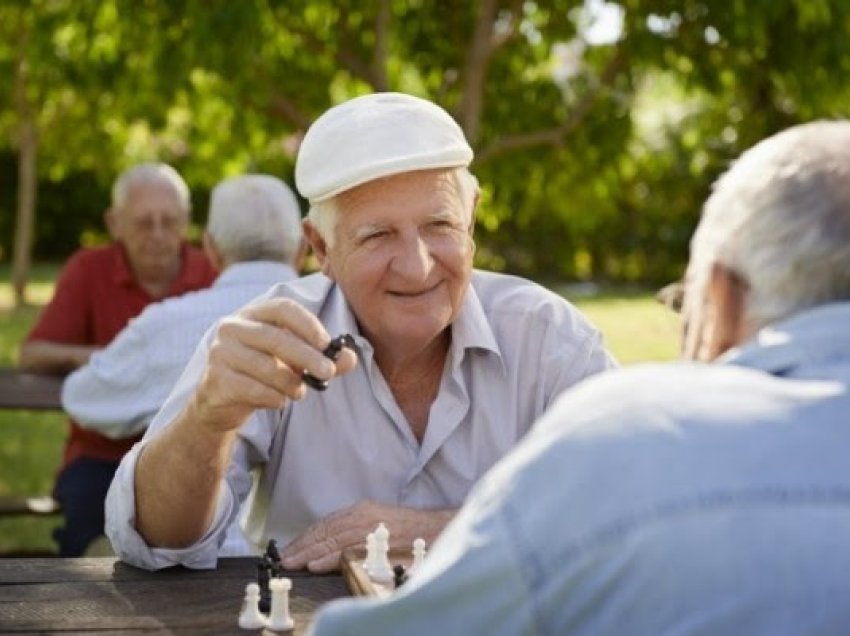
[206,174,303,266]
[689,120,850,330]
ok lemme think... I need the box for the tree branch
[475,48,626,165]
[457,0,523,143]
[457,0,499,143]
[371,0,391,92]
[265,93,312,130]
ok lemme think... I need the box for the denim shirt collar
[721,302,850,376]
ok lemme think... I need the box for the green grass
[0,267,680,555]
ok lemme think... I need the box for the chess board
[340,547,412,599]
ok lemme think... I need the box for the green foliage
[1,1,849,282]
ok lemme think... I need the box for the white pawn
[411,537,427,574]
[267,577,295,632]
[369,522,393,584]
[364,531,377,575]
[238,582,269,630]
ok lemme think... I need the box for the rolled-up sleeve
[104,326,257,570]
[104,438,247,570]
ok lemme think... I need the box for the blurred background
[0,0,848,553]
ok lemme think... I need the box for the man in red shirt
[19,162,217,556]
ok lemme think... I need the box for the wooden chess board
[340,547,412,599]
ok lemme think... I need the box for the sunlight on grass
[571,294,681,364]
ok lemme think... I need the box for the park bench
[0,368,64,519]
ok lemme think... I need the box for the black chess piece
[266,538,281,564]
[393,564,407,588]
[257,555,273,613]
[302,334,356,390]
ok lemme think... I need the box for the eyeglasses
[655,280,684,313]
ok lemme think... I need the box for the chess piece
[266,538,281,564]
[363,531,377,575]
[411,537,427,574]
[238,582,269,630]
[369,523,393,584]
[257,556,273,613]
[393,564,407,589]
[267,577,295,632]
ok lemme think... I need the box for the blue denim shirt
[310,302,850,636]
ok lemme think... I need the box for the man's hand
[189,297,358,433]
[281,499,457,573]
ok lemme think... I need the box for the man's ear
[292,237,309,273]
[104,208,120,241]
[302,219,334,279]
[202,232,224,272]
[705,262,749,359]
[468,189,480,236]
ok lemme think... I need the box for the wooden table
[0,368,63,410]
[0,557,349,634]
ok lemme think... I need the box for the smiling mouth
[388,282,441,298]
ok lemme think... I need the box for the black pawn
[393,564,407,588]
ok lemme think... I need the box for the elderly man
[310,120,850,634]
[19,162,216,557]
[62,174,303,556]
[106,93,616,572]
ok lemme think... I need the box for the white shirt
[106,270,617,570]
[62,261,298,437]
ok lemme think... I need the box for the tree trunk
[12,120,38,308]
[12,24,37,309]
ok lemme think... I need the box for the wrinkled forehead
[119,180,189,218]
[337,169,464,220]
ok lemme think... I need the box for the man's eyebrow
[347,222,387,239]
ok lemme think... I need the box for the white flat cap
[295,92,473,203]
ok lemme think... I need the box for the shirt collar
[110,242,202,291]
[214,261,298,288]
[449,280,503,371]
[319,275,503,370]
[111,243,136,287]
[721,302,850,375]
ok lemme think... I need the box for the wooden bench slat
[0,495,62,517]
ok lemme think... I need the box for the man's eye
[360,231,388,243]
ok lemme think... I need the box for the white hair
[307,167,479,248]
[111,163,191,212]
[206,174,303,264]
[687,120,850,330]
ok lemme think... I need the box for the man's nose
[392,232,433,280]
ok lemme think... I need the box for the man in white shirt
[65,174,303,553]
[106,93,617,572]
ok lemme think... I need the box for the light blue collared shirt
[310,302,850,636]
[63,261,298,438]
[105,270,616,570]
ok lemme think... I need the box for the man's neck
[374,331,450,443]
[134,262,182,298]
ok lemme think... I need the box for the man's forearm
[134,402,238,548]
[18,341,97,373]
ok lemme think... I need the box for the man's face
[108,180,189,282]
[320,169,475,352]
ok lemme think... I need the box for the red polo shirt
[27,242,217,469]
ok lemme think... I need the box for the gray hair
[207,174,303,264]
[687,120,850,331]
[111,163,191,213]
[307,167,479,248]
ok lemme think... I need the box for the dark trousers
[52,457,119,557]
